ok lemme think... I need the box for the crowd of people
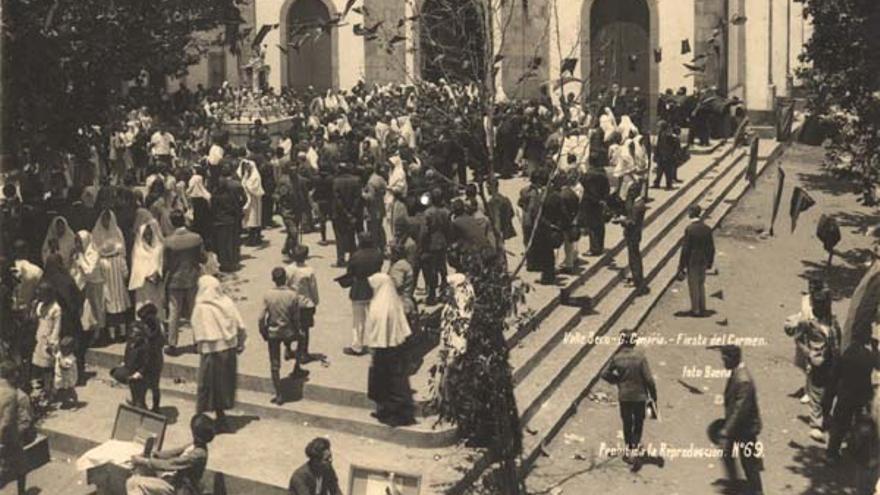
[0,75,743,494]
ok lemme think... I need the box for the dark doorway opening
[589,0,650,99]
[286,0,333,90]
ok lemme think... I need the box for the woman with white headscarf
[365,273,414,427]
[617,115,639,140]
[237,159,264,246]
[187,173,213,250]
[129,220,165,320]
[71,230,106,339]
[191,275,246,431]
[42,216,77,269]
[92,209,131,342]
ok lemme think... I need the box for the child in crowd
[31,284,61,406]
[54,336,78,409]
[137,303,166,412]
[286,245,319,363]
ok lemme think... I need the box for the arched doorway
[420,0,486,84]
[284,0,334,90]
[586,0,650,99]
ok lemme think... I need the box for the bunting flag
[681,38,692,55]
[252,24,278,48]
[789,186,815,233]
[746,136,759,188]
[769,166,785,236]
[560,57,578,75]
[653,48,662,63]
[842,259,880,349]
[777,101,796,142]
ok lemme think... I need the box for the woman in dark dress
[40,254,85,376]
[210,179,240,272]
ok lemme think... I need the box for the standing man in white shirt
[149,124,176,170]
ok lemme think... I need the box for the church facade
[176,0,811,121]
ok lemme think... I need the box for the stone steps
[512,138,787,482]
[86,145,737,418]
[510,146,751,432]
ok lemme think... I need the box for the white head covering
[237,159,265,197]
[42,216,77,268]
[617,115,639,139]
[129,220,164,291]
[71,230,102,288]
[191,275,245,345]
[92,209,126,257]
[187,174,211,202]
[365,273,412,349]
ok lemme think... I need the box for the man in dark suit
[288,437,342,495]
[718,345,764,495]
[331,162,363,267]
[825,337,877,460]
[449,199,491,258]
[580,157,611,256]
[621,179,649,295]
[421,188,451,306]
[163,210,206,355]
[343,232,383,356]
[678,205,714,316]
[601,329,657,462]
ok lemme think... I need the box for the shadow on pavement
[785,439,858,495]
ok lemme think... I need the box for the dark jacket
[723,365,762,439]
[679,220,714,273]
[422,205,451,252]
[347,247,383,301]
[451,214,492,254]
[580,169,610,228]
[288,462,341,495]
[603,346,657,402]
[163,228,205,290]
[331,173,363,223]
[623,197,647,242]
[829,342,876,408]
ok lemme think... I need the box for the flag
[769,167,785,235]
[560,57,578,75]
[653,48,662,63]
[746,136,759,188]
[342,0,357,18]
[252,24,277,48]
[681,38,691,55]
[777,101,796,142]
[789,186,815,233]
[842,260,880,349]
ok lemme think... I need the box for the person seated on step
[288,437,342,495]
[126,413,215,495]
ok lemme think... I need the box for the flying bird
[388,34,406,45]
[342,0,358,18]
[683,62,705,72]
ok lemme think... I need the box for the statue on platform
[245,45,270,94]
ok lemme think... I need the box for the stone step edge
[151,376,459,449]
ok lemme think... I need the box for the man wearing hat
[717,345,764,494]
[600,329,657,463]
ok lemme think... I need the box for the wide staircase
[39,137,789,493]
